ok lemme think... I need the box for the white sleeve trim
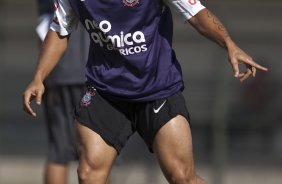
[165,0,206,22]
[49,0,78,36]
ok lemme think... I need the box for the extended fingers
[239,55,268,72]
[232,54,267,82]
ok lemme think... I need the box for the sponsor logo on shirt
[85,19,147,56]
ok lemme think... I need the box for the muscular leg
[153,115,207,184]
[75,121,117,184]
[44,163,68,184]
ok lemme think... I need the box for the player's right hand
[23,79,45,117]
[226,40,268,82]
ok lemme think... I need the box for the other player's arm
[23,0,77,117]
[23,31,69,117]
[188,8,268,81]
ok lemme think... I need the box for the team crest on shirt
[80,87,96,107]
[123,0,139,7]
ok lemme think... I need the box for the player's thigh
[153,115,195,175]
[75,120,117,170]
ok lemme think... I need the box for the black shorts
[74,85,190,154]
[43,84,85,164]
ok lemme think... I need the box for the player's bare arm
[188,8,268,82]
[23,30,69,117]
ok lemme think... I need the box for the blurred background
[0,0,282,183]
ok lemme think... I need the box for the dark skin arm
[188,8,268,81]
[23,30,69,117]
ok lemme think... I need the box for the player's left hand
[227,41,268,82]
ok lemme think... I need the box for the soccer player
[24,0,268,184]
[36,0,89,183]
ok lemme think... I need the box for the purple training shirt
[51,0,206,101]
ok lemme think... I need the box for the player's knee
[170,172,193,184]
[77,153,107,182]
[167,165,196,184]
[77,165,88,182]
[77,159,93,182]
[169,170,187,184]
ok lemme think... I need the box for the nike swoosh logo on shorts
[153,100,167,113]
